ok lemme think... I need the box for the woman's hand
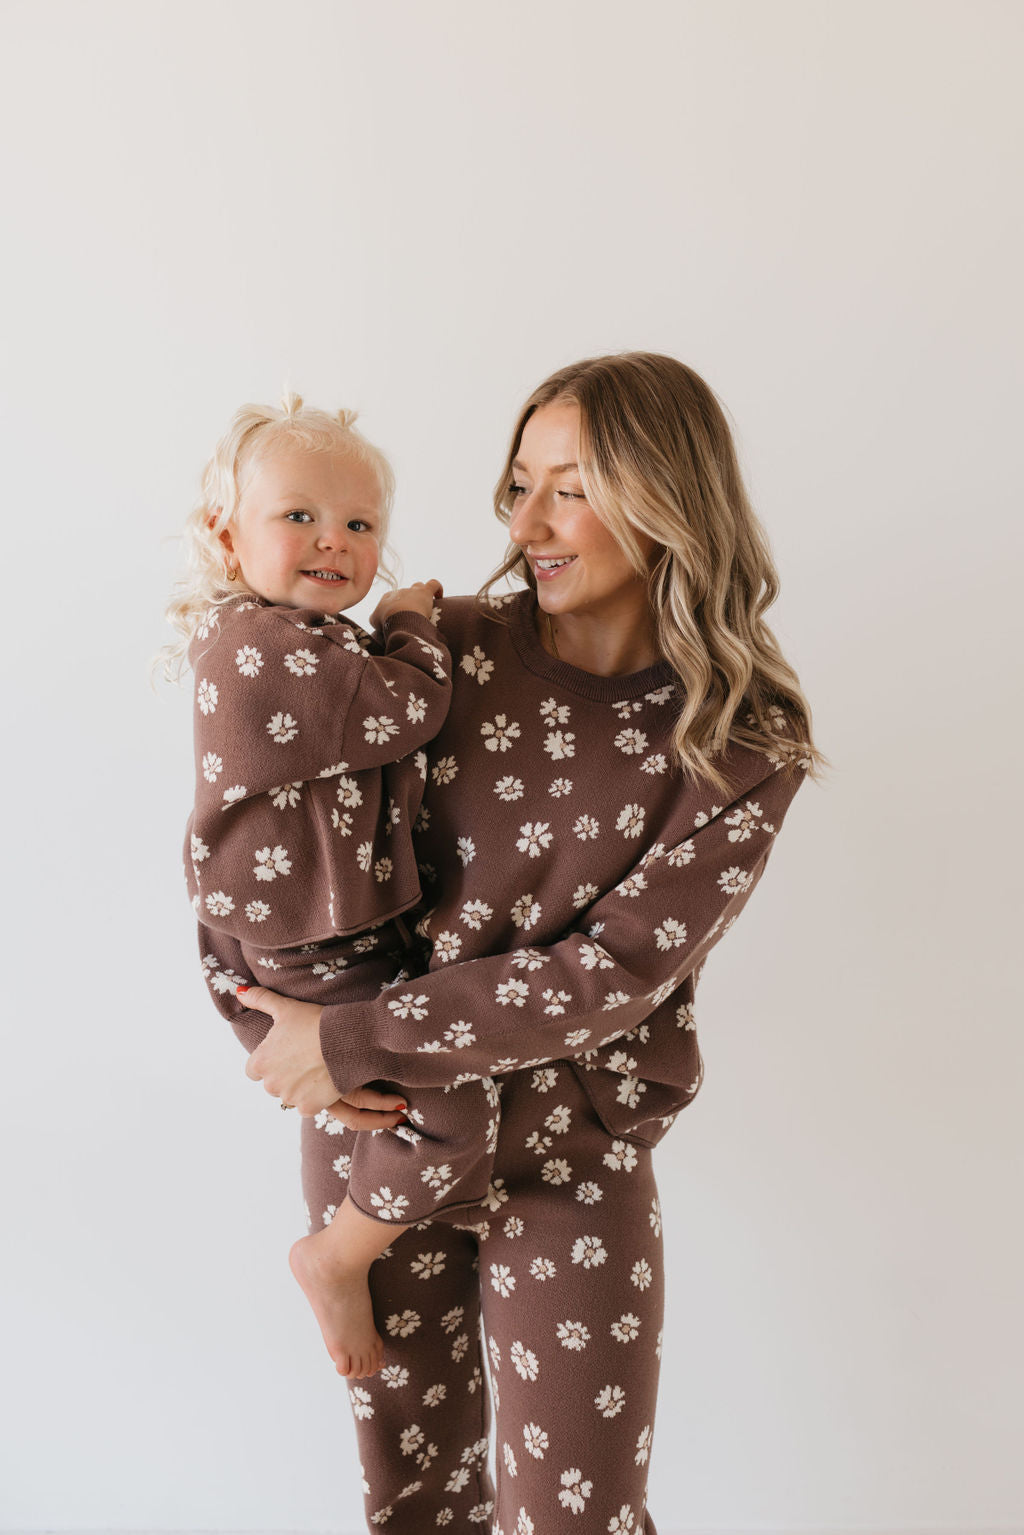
[238,986,407,1125]
[324,1087,409,1132]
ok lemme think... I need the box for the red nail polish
[236,985,250,994]
[396,1102,408,1112]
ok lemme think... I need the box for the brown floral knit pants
[235,932,500,1224]
[300,1061,664,1534]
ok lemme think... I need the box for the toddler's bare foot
[289,1230,384,1379]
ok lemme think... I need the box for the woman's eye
[509,482,583,501]
[285,510,313,523]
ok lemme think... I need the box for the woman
[237,352,823,1533]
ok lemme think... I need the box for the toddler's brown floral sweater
[185,596,451,950]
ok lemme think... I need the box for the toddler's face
[221,441,382,610]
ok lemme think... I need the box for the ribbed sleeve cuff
[319,997,465,1097]
[320,999,379,1097]
[379,610,441,644]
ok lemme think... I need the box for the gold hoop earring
[226,564,238,582]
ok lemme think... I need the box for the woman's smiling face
[507,401,655,627]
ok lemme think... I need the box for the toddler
[166,395,499,1378]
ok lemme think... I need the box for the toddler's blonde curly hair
[160,392,397,678]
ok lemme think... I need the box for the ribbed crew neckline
[506,589,676,702]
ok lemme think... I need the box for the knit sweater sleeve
[318,754,807,1094]
[192,603,451,795]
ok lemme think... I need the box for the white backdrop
[1,2,1021,1532]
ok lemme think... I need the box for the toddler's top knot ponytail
[275,394,356,429]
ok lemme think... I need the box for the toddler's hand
[371,579,442,627]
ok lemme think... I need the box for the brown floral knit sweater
[185,596,451,949]
[316,590,809,1148]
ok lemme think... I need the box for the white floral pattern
[558,1467,593,1514]
[266,711,298,744]
[510,894,541,931]
[284,647,317,676]
[616,802,646,838]
[556,1319,591,1351]
[460,646,494,684]
[481,714,521,752]
[460,899,493,930]
[543,729,575,760]
[268,781,302,809]
[253,844,292,881]
[364,714,400,745]
[516,822,552,858]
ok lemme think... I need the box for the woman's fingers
[238,985,281,1083]
[344,1085,409,1113]
[237,984,281,1015]
[324,1086,409,1131]
[240,987,288,1081]
[325,1099,407,1131]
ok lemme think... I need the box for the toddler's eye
[348,519,372,533]
[286,510,313,523]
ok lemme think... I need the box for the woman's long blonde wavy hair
[482,352,826,793]
[159,393,398,679]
